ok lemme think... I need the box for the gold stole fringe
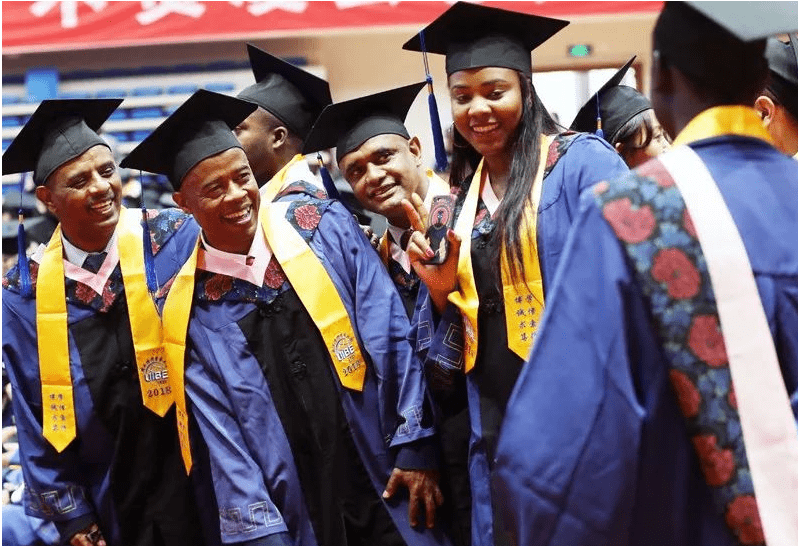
[448,135,552,373]
[36,207,169,452]
[164,204,366,473]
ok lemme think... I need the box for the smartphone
[424,195,455,265]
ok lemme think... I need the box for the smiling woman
[402,3,630,546]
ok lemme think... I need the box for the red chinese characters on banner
[2,1,662,54]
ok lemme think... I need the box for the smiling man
[303,82,450,318]
[122,89,450,546]
[2,100,205,546]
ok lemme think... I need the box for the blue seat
[96,88,127,98]
[203,82,235,93]
[129,107,162,119]
[132,130,151,141]
[110,131,131,142]
[57,91,92,99]
[162,104,180,116]
[108,109,128,120]
[25,68,59,102]
[2,116,20,127]
[3,95,22,104]
[131,86,162,97]
[167,84,197,95]
[2,139,13,151]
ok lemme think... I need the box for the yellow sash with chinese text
[449,135,552,373]
[36,207,170,452]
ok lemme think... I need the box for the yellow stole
[448,135,552,373]
[378,170,450,267]
[672,105,775,148]
[36,207,171,452]
[259,153,306,202]
[164,204,366,472]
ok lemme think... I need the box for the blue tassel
[427,78,449,172]
[595,93,605,141]
[317,153,342,201]
[17,213,32,298]
[141,205,158,293]
[420,29,448,172]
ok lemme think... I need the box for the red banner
[2,1,662,54]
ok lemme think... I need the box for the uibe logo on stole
[332,333,361,377]
[142,355,169,384]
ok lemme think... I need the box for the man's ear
[754,95,776,127]
[407,136,423,166]
[271,125,289,150]
[34,185,57,216]
[172,191,191,214]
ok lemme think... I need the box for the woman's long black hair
[449,70,559,283]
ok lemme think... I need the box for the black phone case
[425,194,455,265]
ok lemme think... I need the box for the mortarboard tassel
[316,152,342,201]
[139,172,158,293]
[420,30,449,172]
[16,175,32,298]
[595,92,605,140]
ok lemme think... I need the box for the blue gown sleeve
[1,297,97,529]
[184,330,292,546]
[493,191,652,546]
[408,286,464,396]
[311,202,437,467]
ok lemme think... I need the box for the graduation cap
[237,44,332,140]
[570,56,652,144]
[2,99,122,186]
[654,2,798,86]
[765,35,798,120]
[684,2,798,42]
[402,1,569,76]
[120,89,257,190]
[302,81,426,163]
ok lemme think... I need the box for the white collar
[198,226,272,287]
[481,174,501,217]
[61,226,118,267]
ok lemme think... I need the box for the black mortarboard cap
[685,2,798,41]
[120,89,257,190]
[2,99,122,186]
[765,35,798,120]
[302,81,426,163]
[402,1,568,75]
[237,44,332,140]
[570,57,652,144]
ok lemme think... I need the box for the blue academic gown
[183,195,451,546]
[2,210,206,546]
[411,133,629,546]
[494,135,798,546]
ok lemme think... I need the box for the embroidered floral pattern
[652,248,701,299]
[725,496,765,545]
[693,434,735,486]
[294,204,322,230]
[688,315,728,367]
[594,159,761,546]
[263,258,287,290]
[669,370,701,418]
[603,198,657,244]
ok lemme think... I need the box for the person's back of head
[755,36,798,155]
